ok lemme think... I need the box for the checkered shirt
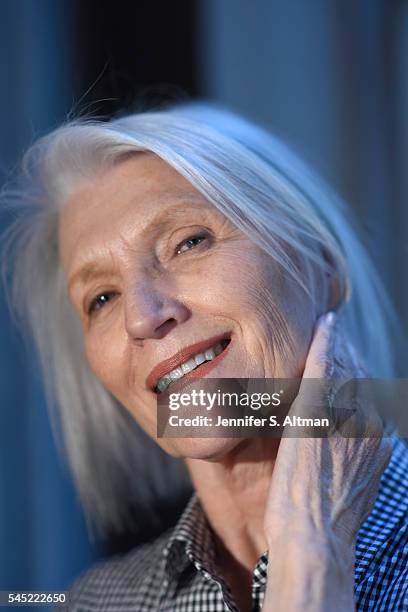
[65,434,408,611]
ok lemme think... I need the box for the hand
[262,313,392,611]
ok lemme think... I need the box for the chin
[159,436,242,460]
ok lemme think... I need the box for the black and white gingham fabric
[65,434,408,611]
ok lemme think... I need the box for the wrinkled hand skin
[262,314,393,612]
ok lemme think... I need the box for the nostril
[153,318,178,339]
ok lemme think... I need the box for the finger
[285,312,337,437]
[302,311,336,379]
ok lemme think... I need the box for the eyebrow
[139,198,212,240]
[67,194,213,294]
[68,266,114,295]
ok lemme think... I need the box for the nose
[124,279,190,343]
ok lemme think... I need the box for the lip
[146,331,232,392]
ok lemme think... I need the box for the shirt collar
[162,492,217,580]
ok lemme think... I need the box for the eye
[87,292,116,315]
[176,233,208,255]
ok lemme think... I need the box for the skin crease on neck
[59,152,317,609]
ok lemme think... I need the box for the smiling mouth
[154,338,231,394]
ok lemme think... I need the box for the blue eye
[176,234,207,254]
[88,292,114,315]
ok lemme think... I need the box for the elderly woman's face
[59,153,313,458]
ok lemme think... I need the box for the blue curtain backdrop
[198,0,408,334]
[0,0,101,605]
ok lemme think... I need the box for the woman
[3,103,407,611]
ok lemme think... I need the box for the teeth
[214,343,223,356]
[181,359,197,374]
[195,353,206,366]
[169,367,183,380]
[155,341,228,393]
[157,377,172,393]
[205,348,216,360]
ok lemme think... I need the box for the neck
[184,438,280,573]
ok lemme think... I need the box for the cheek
[183,244,315,377]
[261,261,316,376]
[174,246,279,370]
[84,321,128,397]
[178,245,267,314]
[84,320,157,436]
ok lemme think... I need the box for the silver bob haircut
[1,102,400,534]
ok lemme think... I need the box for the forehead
[58,152,207,271]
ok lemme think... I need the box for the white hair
[1,102,401,534]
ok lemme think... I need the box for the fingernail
[324,311,336,326]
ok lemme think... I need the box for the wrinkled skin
[263,314,392,611]
[59,153,391,611]
[59,152,314,459]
